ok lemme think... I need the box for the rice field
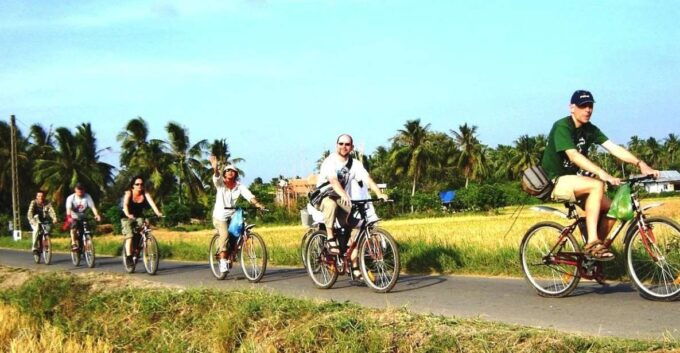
[3,197,680,277]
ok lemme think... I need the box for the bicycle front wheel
[240,232,268,283]
[208,234,227,280]
[625,217,680,301]
[122,240,136,273]
[143,235,160,275]
[305,231,338,289]
[71,238,82,266]
[84,236,96,268]
[42,236,52,265]
[520,221,580,298]
[359,227,400,293]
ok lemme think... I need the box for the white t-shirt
[65,193,96,220]
[316,153,369,195]
[212,175,255,221]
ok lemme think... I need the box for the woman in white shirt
[209,156,265,273]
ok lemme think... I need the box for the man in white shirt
[65,183,102,251]
[209,156,265,273]
[315,134,387,255]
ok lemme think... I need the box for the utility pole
[10,115,21,240]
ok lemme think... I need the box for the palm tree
[117,117,175,201]
[0,122,31,213]
[27,124,54,161]
[165,122,208,204]
[509,134,545,176]
[389,119,432,212]
[664,133,679,165]
[315,150,330,172]
[491,144,516,180]
[450,123,484,188]
[33,126,112,206]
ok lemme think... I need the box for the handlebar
[620,174,655,184]
[351,199,394,204]
[224,207,269,212]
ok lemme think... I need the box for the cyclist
[541,90,659,261]
[65,183,102,252]
[27,190,58,255]
[209,155,266,274]
[313,134,388,277]
[121,176,163,264]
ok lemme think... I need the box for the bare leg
[573,178,605,244]
[597,196,615,242]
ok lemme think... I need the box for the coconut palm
[165,122,208,204]
[664,133,679,165]
[315,150,331,172]
[389,119,433,211]
[33,126,113,206]
[509,134,546,176]
[450,123,484,188]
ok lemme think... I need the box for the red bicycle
[520,175,680,301]
[304,199,400,293]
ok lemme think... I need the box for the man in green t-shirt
[540,90,659,261]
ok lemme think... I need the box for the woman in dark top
[121,176,163,262]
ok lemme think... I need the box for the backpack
[308,157,353,207]
[521,165,553,201]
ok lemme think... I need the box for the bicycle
[32,221,52,265]
[520,175,680,301]
[304,199,400,293]
[209,208,268,282]
[122,218,160,275]
[71,219,96,268]
[299,212,325,270]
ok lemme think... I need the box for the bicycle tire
[209,234,227,280]
[624,216,680,301]
[359,227,400,293]
[85,235,96,268]
[240,232,268,283]
[305,231,338,289]
[71,236,82,266]
[143,235,160,275]
[122,241,136,273]
[33,235,40,264]
[520,221,581,298]
[43,236,52,265]
[300,228,315,269]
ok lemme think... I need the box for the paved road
[1,248,678,339]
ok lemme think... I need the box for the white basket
[300,209,313,227]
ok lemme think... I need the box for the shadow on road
[570,283,636,297]
[258,268,308,283]
[156,263,207,275]
[391,274,447,293]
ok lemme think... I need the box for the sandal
[584,240,615,262]
[326,238,340,255]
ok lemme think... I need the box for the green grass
[1,270,677,353]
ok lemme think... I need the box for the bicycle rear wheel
[359,227,400,293]
[42,236,52,265]
[520,221,580,298]
[84,235,96,268]
[240,232,268,283]
[143,235,160,275]
[305,231,338,289]
[625,217,680,301]
[209,234,227,280]
[300,228,315,269]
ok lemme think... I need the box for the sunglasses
[337,142,352,147]
[134,183,143,186]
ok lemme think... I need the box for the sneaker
[219,259,230,273]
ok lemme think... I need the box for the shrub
[104,205,123,235]
[163,200,191,226]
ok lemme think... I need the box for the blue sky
[1,0,679,183]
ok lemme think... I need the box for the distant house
[633,170,680,193]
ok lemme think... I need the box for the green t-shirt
[541,116,608,179]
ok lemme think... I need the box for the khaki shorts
[550,175,579,203]
[121,218,146,239]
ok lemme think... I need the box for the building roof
[633,170,680,183]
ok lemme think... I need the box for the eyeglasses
[337,142,352,147]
